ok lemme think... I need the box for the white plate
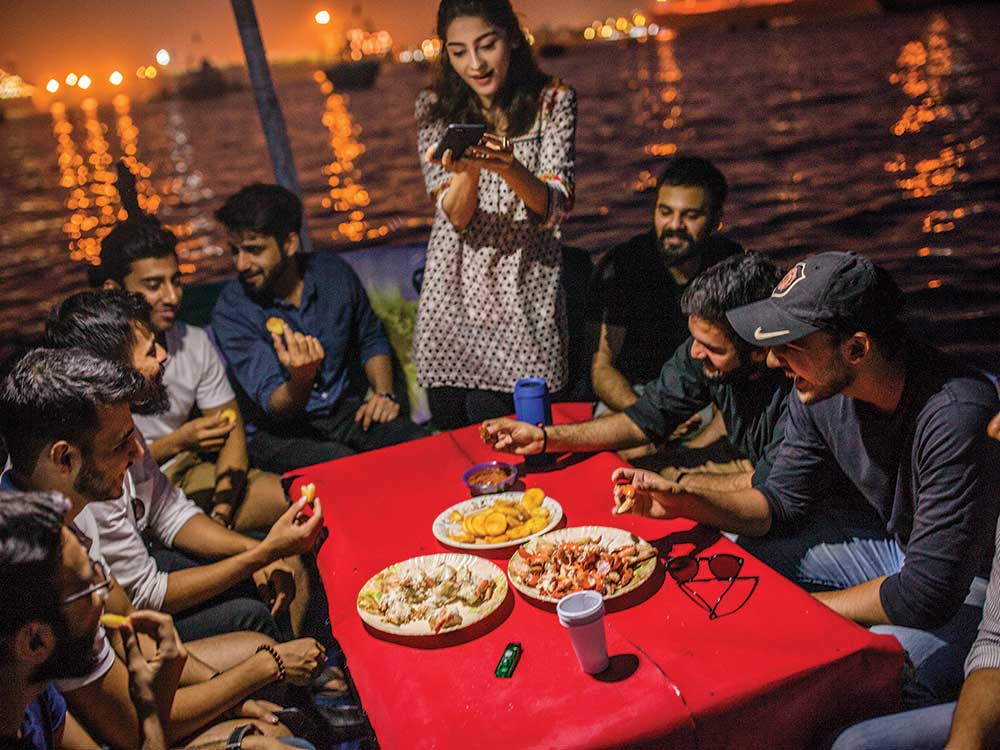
[356,553,508,636]
[507,525,657,603]
[432,491,564,550]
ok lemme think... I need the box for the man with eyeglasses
[0,489,184,750]
[0,348,326,748]
[614,253,1000,715]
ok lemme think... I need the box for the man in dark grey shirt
[614,252,1000,710]
[482,253,790,496]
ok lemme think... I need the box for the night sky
[2,0,642,85]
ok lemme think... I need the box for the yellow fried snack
[220,408,237,425]
[522,488,545,509]
[447,496,551,545]
[484,512,508,536]
[99,614,128,629]
[265,317,285,335]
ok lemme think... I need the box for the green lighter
[495,642,522,678]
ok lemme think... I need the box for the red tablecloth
[299,404,903,749]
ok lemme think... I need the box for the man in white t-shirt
[0,348,328,748]
[89,218,286,531]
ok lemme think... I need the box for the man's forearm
[679,471,754,494]
[148,433,183,465]
[267,379,313,418]
[947,668,1000,749]
[172,514,256,559]
[161,546,272,613]
[167,651,281,742]
[813,577,891,626]
[364,354,394,394]
[591,363,639,412]
[674,486,773,537]
[547,413,649,454]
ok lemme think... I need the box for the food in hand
[299,482,317,506]
[99,613,128,629]
[357,562,497,633]
[447,492,551,545]
[220,408,237,425]
[265,317,285,335]
[511,535,656,599]
[613,483,636,515]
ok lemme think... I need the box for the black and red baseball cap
[726,252,901,347]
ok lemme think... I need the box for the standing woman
[415,0,576,429]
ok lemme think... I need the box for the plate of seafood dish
[356,553,508,636]
[507,526,657,603]
[432,488,563,550]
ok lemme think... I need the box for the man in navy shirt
[614,252,1000,710]
[212,184,426,473]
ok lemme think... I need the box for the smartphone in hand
[432,123,487,160]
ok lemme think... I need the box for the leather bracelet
[377,391,398,403]
[536,422,548,454]
[255,643,286,682]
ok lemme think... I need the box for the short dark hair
[45,289,152,366]
[829,265,907,358]
[681,252,784,347]
[0,348,143,475]
[88,217,178,288]
[215,184,302,245]
[656,156,728,221]
[0,491,69,659]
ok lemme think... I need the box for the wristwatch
[377,391,398,403]
[225,724,261,750]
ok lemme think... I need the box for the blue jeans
[830,702,955,750]
[738,504,983,709]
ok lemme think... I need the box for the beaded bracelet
[255,643,286,682]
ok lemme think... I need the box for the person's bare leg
[185,631,275,672]
[234,471,289,532]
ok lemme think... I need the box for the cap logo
[772,262,806,298]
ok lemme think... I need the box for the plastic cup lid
[557,590,605,626]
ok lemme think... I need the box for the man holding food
[91,217,287,532]
[483,253,791,495]
[212,183,426,474]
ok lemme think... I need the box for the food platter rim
[507,525,657,603]
[356,552,509,637]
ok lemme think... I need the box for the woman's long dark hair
[429,0,551,137]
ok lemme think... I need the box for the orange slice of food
[265,317,285,335]
[100,613,128,629]
[484,512,508,536]
[220,408,237,424]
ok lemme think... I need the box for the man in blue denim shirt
[212,184,426,473]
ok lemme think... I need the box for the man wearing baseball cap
[614,251,1000,710]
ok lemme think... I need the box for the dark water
[1,4,998,368]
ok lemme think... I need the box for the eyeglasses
[666,553,758,620]
[62,558,111,606]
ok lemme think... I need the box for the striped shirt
[966,518,1000,675]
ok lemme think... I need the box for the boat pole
[229,0,312,251]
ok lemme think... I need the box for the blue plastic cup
[514,377,553,467]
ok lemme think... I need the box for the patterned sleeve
[534,83,577,228]
[416,89,451,210]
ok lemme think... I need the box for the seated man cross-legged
[212,183,426,474]
[612,252,1000,712]
[0,349,327,748]
[44,289,329,645]
[90,217,288,532]
[483,252,790,493]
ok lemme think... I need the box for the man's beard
[241,254,291,300]
[658,226,701,266]
[74,452,124,502]
[131,369,171,415]
[31,621,100,682]
[702,355,764,385]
